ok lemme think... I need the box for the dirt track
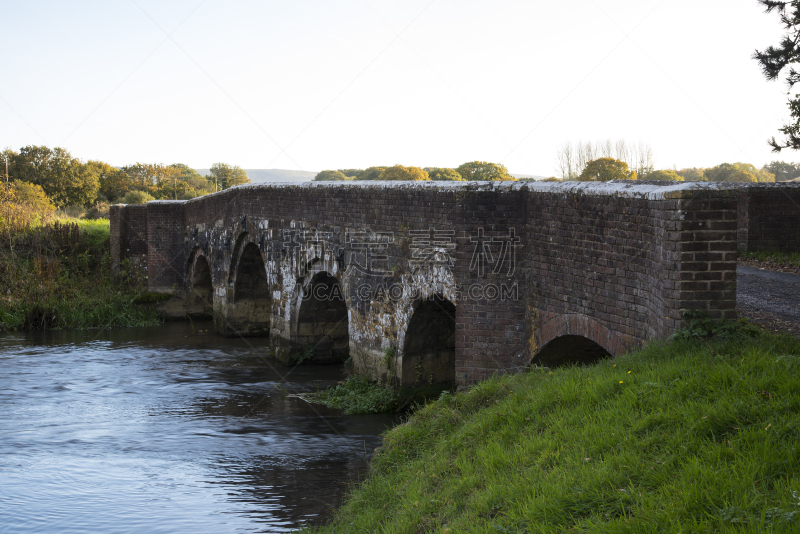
[736,265,800,336]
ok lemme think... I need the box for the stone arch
[533,314,619,368]
[402,295,456,387]
[294,270,349,363]
[227,241,271,336]
[187,248,213,317]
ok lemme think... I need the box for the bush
[122,190,155,204]
[12,181,55,213]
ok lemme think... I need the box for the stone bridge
[110,181,799,387]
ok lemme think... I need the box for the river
[0,321,397,533]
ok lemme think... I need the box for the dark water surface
[0,322,397,533]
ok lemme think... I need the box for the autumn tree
[207,163,250,190]
[338,169,362,178]
[578,158,637,181]
[676,168,706,181]
[381,164,430,181]
[704,163,758,183]
[646,170,684,181]
[358,167,387,180]
[88,160,131,202]
[426,167,464,181]
[314,170,350,181]
[456,161,516,181]
[754,0,800,150]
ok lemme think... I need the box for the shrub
[12,181,55,213]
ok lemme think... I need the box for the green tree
[358,167,387,180]
[314,170,351,181]
[13,146,99,206]
[577,158,637,181]
[426,167,464,181]
[764,160,800,181]
[456,161,516,181]
[646,170,684,181]
[704,163,758,183]
[89,160,132,202]
[338,169,362,178]
[207,163,251,190]
[754,1,800,150]
[381,165,430,181]
[676,168,706,181]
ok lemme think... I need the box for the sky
[0,0,793,177]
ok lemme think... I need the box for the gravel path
[737,265,800,336]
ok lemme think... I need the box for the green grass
[741,251,800,269]
[0,217,161,331]
[309,375,401,415]
[310,331,800,533]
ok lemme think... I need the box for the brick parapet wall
[110,204,148,275]
[674,191,739,320]
[737,183,800,253]
[145,201,186,292]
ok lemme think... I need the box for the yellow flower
[619,381,623,384]
[628,371,632,374]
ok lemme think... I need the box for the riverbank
[310,327,800,533]
[0,217,161,330]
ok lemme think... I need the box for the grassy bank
[311,330,800,533]
[0,216,161,331]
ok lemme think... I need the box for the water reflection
[0,321,397,533]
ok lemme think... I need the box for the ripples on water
[0,322,397,533]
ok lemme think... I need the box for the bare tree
[554,138,655,179]
[556,141,576,181]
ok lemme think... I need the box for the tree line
[552,139,799,183]
[0,145,251,211]
[314,161,517,182]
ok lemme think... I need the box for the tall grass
[310,330,800,533]
[0,200,160,330]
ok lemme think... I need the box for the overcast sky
[0,0,792,176]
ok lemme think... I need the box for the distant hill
[194,169,317,183]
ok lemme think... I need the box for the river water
[0,321,396,533]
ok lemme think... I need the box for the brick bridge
[110,181,799,387]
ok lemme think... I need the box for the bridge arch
[293,269,349,363]
[226,234,271,336]
[187,247,213,317]
[401,295,456,387]
[533,314,618,368]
